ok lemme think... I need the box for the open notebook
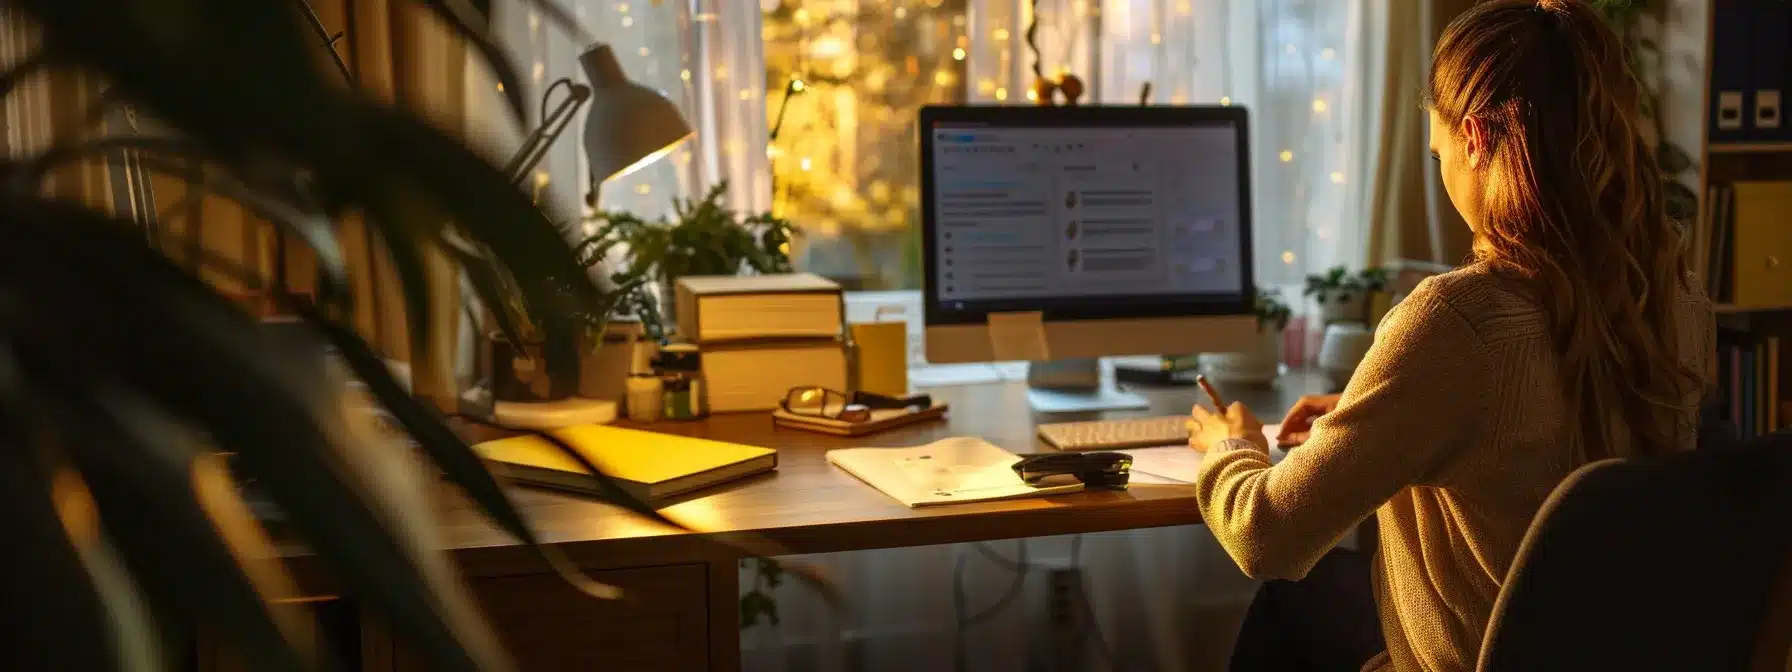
[827,437,1083,508]
[1121,423,1287,484]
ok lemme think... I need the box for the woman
[1187,1,1713,670]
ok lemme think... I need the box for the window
[762,0,969,290]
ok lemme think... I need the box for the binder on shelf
[1711,0,1753,143]
[1727,182,1792,308]
[1749,1,1789,141]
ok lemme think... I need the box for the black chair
[1477,432,1792,671]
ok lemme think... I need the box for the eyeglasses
[781,387,932,423]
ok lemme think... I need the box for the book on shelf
[1715,328,1785,439]
[472,424,777,501]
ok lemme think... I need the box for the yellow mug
[850,320,908,398]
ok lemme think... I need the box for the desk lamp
[579,43,693,209]
[487,44,693,431]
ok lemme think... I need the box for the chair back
[1477,434,1792,671]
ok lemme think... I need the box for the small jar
[655,342,707,421]
[624,340,663,423]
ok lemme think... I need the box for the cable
[1068,534,1124,671]
[952,539,1032,672]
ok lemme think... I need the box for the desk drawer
[393,564,710,672]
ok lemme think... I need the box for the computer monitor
[918,105,1258,412]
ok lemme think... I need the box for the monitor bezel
[918,104,1256,327]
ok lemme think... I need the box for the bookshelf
[1694,1,1792,437]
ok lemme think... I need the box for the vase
[1196,328,1283,386]
[1317,322,1375,388]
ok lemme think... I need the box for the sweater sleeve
[1194,287,1495,580]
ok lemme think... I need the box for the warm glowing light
[934,70,954,86]
[1282,251,1297,264]
[1331,171,1345,184]
[953,47,966,60]
[1026,88,1039,101]
[791,78,806,92]
[714,66,729,81]
[1176,0,1192,15]
[606,134,694,182]
[532,62,545,81]
[1151,33,1162,45]
[779,241,792,255]
[496,83,505,93]
[894,6,908,18]
[621,15,634,27]
[1219,96,1231,106]
[767,145,782,159]
[995,87,1009,100]
[739,89,755,100]
[1312,98,1328,113]
[993,28,1011,40]
[1279,150,1294,162]
[810,36,849,59]
[978,79,996,94]
[794,8,811,23]
[617,2,629,12]
[635,183,651,195]
[1072,0,1088,16]
[800,157,813,171]
[534,171,550,188]
[681,69,691,81]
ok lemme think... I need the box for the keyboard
[1037,416,1190,451]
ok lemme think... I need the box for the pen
[1195,374,1226,410]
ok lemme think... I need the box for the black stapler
[1012,451,1132,490]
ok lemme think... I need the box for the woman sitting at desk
[1186,1,1714,670]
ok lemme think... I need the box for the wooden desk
[224,374,1328,672]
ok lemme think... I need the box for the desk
[219,373,1329,672]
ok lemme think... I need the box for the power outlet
[1044,567,1087,671]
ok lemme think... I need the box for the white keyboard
[1037,416,1190,451]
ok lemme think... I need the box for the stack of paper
[827,437,1082,508]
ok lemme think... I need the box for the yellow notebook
[473,425,777,501]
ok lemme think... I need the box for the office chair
[1476,431,1792,671]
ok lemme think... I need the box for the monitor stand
[1024,358,1150,413]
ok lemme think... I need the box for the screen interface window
[929,125,1245,305]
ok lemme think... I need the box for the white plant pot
[1317,322,1375,388]
[1197,328,1282,386]
[1317,294,1368,326]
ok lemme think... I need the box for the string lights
[761,0,967,288]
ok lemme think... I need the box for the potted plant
[1304,266,1389,326]
[1198,288,1293,385]
[477,229,663,404]
[579,181,797,328]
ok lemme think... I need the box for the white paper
[1122,424,1287,484]
[828,437,1083,508]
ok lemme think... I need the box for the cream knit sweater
[1195,264,1713,672]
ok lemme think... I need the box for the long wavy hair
[1426,0,1702,460]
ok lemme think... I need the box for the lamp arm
[503,79,592,186]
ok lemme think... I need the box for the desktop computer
[918,104,1258,424]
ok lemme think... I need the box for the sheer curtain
[477,0,770,228]
[966,0,1372,287]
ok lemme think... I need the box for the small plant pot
[1317,322,1375,388]
[1316,294,1369,327]
[577,321,647,403]
[1197,328,1283,386]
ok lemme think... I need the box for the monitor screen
[920,106,1253,326]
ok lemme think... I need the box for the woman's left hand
[1188,402,1270,454]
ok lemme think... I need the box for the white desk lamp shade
[579,44,694,185]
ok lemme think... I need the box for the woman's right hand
[1276,394,1342,447]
